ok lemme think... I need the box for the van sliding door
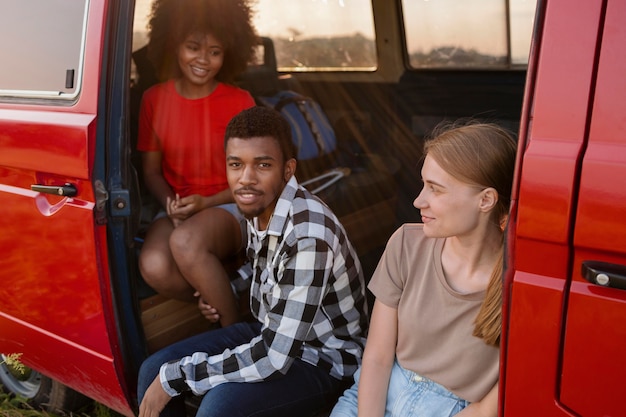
[501,1,603,416]
[559,1,626,416]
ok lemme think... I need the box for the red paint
[502,1,626,416]
[2,1,625,416]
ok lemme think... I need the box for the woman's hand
[195,291,221,323]
[166,194,208,227]
[454,382,498,417]
[169,194,205,217]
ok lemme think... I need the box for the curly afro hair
[146,0,259,83]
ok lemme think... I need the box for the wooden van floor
[140,294,217,353]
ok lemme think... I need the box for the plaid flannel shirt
[160,176,369,396]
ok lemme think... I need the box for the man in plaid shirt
[138,106,369,417]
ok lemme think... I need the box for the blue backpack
[258,90,337,161]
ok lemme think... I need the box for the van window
[0,0,89,100]
[252,0,377,72]
[402,0,537,69]
[132,0,377,73]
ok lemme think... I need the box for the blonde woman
[331,122,517,417]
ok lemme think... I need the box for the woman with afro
[137,0,258,327]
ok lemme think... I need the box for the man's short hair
[225,106,297,162]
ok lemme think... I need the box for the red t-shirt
[137,80,255,197]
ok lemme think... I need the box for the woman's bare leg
[139,217,196,302]
[169,208,243,327]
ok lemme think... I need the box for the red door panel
[0,0,133,415]
[502,1,603,415]
[560,1,626,415]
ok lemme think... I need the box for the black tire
[0,354,90,413]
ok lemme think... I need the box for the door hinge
[94,179,109,225]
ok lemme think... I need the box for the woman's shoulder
[386,223,438,258]
[142,79,175,101]
[391,223,428,244]
[215,83,254,101]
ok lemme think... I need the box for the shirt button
[413,375,423,382]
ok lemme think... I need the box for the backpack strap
[273,93,308,112]
[272,93,329,155]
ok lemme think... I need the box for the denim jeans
[137,321,345,417]
[330,360,469,417]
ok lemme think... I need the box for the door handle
[31,183,78,197]
[582,260,626,290]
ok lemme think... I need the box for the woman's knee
[139,247,171,283]
[140,219,176,283]
[169,224,195,257]
[171,210,240,259]
[139,247,194,299]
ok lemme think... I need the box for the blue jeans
[330,360,469,417]
[137,322,346,417]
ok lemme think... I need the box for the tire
[0,354,90,413]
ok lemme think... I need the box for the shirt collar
[248,176,299,237]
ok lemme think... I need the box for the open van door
[0,1,136,415]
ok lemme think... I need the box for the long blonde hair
[425,122,516,347]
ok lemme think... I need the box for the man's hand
[138,375,172,417]
[195,291,221,323]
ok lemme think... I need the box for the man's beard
[237,205,263,220]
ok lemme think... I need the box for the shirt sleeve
[231,262,253,293]
[368,226,406,308]
[159,237,332,396]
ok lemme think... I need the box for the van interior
[129,0,532,355]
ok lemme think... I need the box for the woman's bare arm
[357,299,398,417]
[142,151,174,209]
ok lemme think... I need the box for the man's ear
[284,158,297,182]
[479,187,498,212]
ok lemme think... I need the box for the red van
[501,1,626,416]
[0,1,623,416]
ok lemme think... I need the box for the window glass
[133,0,151,51]
[0,0,88,99]
[402,0,536,69]
[132,0,152,86]
[131,0,376,73]
[510,0,537,65]
[252,0,377,71]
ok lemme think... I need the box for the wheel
[0,353,90,413]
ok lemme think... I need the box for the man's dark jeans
[137,321,346,417]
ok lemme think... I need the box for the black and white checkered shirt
[161,176,369,396]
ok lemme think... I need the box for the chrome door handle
[31,183,78,197]
[582,260,626,290]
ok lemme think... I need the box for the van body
[501,1,626,416]
[0,0,623,416]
